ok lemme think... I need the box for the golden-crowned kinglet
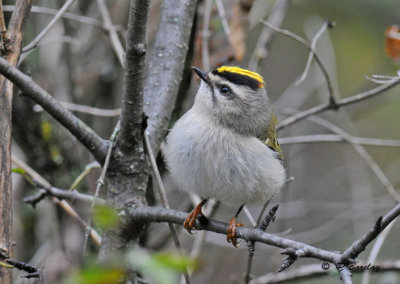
[164,66,286,246]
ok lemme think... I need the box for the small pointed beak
[192,66,211,85]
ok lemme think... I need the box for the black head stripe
[212,70,260,90]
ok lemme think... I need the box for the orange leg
[184,199,208,234]
[226,204,245,247]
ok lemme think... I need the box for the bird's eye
[219,85,231,96]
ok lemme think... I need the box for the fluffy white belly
[164,112,286,207]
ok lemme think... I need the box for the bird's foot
[227,216,244,247]
[184,200,207,233]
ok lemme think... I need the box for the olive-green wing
[258,112,283,161]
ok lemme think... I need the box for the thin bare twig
[0,57,108,162]
[3,259,39,279]
[344,202,400,259]
[96,0,125,67]
[144,133,170,210]
[278,247,306,273]
[202,0,213,71]
[82,122,119,252]
[261,20,336,104]
[279,134,400,147]
[361,220,397,284]
[3,5,103,28]
[308,116,400,202]
[28,102,120,117]
[215,0,230,37]
[22,0,76,53]
[284,197,390,245]
[296,21,333,85]
[69,161,100,190]
[60,102,121,117]
[14,241,51,284]
[248,0,291,71]
[365,74,400,84]
[19,36,79,63]
[277,76,400,131]
[11,155,102,246]
[243,206,257,227]
[245,202,274,284]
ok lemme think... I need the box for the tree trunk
[0,1,33,282]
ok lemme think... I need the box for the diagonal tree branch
[11,155,102,246]
[21,0,76,53]
[143,0,197,154]
[96,0,125,67]
[3,5,103,29]
[277,76,400,131]
[248,0,291,71]
[344,201,400,260]
[0,57,108,162]
[307,116,400,201]
[261,20,336,104]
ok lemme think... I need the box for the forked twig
[261,20,336,104]
[82,122,120,252]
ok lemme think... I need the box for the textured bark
[118,0,150,154]
[99,0,198,261]
[98,165,149,260]
[0,0,33,282]
[144,0,197,154]
[98,0,150,261]
[0,67,14,284]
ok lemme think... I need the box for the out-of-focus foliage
[64,264,125,284]
[127,249,197,284]
[93,205,119,231]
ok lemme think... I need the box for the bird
[163,65,286,247]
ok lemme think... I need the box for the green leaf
[154,252,197,272]
[127,249,198,284]
[11,168,25,175]
[93,205,119,230]
[64,265,125,284]
[12,168,34,185]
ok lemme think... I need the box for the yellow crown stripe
[216,66,265,87]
